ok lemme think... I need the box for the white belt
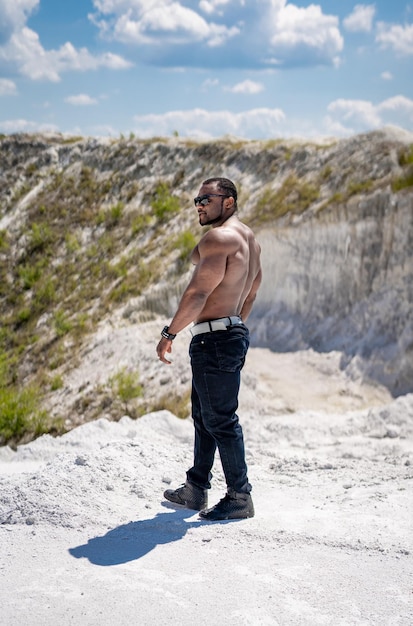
[190,316,243,337]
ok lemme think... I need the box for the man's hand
[157,337,173,364]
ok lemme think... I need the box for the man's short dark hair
[203,177,238,208]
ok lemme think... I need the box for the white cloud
[323,116,353,137]
[376,22,413,55]
[0,27,132,81]
[327,98,381,128]
[89,0,239,47]
[0,77,17,95]
[102,1,239,47]
[201,78,220,91]
[378,95,413,116]
[343,4,375,33]
[0,0,39,40]
[267,3,343,67]
[381,71,393,81]
[199,0,231,16]
[0,118,59,133]
[326,95,413,134]
[129,96,413,140]
[65,94,98,106]
[92,124,118,136]
[132,107,286,139]
[91,0,344,69]
[0,2,132,82]
[226,80,264,94]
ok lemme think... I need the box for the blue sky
[0,0,412,139]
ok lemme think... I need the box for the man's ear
[225,196,234,210]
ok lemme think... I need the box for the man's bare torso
[156,179,262,364]
[191,216,261,323]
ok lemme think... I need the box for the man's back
[191,215,262,323]
[157,176,262,358]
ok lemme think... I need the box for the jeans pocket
[215,335,248,372]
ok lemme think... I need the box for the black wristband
[161,326,176,341]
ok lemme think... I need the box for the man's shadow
[68,504,227,566]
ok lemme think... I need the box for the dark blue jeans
[186,325,252,494]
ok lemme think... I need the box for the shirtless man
[156,177,262,520]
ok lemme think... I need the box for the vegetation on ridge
[0,132,412,446]
[0,154,195,445]
[392,144,413,191]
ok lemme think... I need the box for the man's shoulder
[200,226,240,249]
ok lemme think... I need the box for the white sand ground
[0,342,412,626]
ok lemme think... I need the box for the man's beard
[199,200,224,226]
[200,214,222,226]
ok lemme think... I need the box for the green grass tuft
[144,388,191,419]
[0,383,50,445]
[392,166,413,191]
[175,230,196,261]
[109,367,143,405]
[251,174,320,225]
[151,182,180,222]
[397,145,413,167]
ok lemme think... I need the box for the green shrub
[392,166,413,192]
[12,183,31,202]
[65,233,81,254]
[392,145,413,190]
[33,277,56,310]
[397,145,413,167]
[252,175,320,224]
[79,166,93,190]
[71,313,91,338]
[0,352,9,386]
[25,162,38,177]
[27,222,54,255]
[131,213,151,235]
[18,261,44,289]
[48,345,67,370]
[125,181,139,202]
[15,307,32,326]
[145,388,191,419]
[0,230,8,251]
[329,192,344,204]
[318,191,345,211]
[53,311,72,337]
[347,179,373,196]
[109,367,143,404]
[61,136,83,144]
[107,274,142,302]
[50,374,64,391]
[107,258,157,303]
[0,383,49,444]
[151,182,180,221]
[96,201,124,228]
[176,230,196,261]
[110,257,128,279]
[320,165,332,181]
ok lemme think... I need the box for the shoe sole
[163,491,206,511]
[199,510,254,521]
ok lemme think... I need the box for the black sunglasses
[194,194,228,207]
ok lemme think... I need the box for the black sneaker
[199,491,254,521]
[163,481,208,511]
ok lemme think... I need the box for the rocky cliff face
[0,128,412,441]
[251,190,413,396]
